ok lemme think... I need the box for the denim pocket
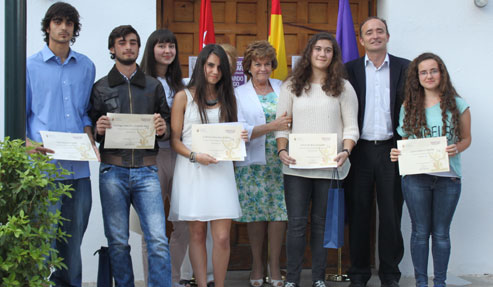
[450,177,461,184]
[146,165,158,173]
[100,163,112,174]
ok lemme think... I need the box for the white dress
[169,89,242,221]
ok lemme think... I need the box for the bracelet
[342,149,350,156]
[189,151,196,163]
[277,148,287,156]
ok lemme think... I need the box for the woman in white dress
[169,44,242,287]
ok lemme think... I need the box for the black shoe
[312,280,326,287]
[207,282,215,287]
[381,281,399,287]
[348,283,366,287]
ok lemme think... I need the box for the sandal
[270,279,284,287]
[250,274,264,287]
[179,280,192,287]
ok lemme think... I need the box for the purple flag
[336,0,359,63]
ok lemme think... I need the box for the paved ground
[83,270,493,286]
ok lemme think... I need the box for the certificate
[288,133,338,169]
[397,137,450,175]
[191,123,246,161]
[104,113,155,149]
[40,131,98,161]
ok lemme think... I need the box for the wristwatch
[342,149,350,156]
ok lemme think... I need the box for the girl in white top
[169,44,243,287]
[275,32,359,287]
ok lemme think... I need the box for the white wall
[378,0,493,276]
[2,0,493,283]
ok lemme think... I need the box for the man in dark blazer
[345,16,410,287]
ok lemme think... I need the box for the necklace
[253,81,272,96]
[205,98,218,106]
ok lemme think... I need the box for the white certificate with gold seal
[191,123,246,161]
[288,133,338,169]
[40,131,98,161]
[104,113,156,149]
[397,137,450,176]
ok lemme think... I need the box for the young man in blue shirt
[26,2,96,286]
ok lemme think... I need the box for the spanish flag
[268,0,288,80]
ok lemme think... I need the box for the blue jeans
[99,163,171,287]
[50,178,92,287]
[402,175,461,287]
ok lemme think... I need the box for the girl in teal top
[390,53,471,287]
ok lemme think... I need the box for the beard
[115,55,137,66]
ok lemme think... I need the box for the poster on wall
[189,56,247,88]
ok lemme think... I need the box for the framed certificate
[191,123,246,161]
[40,131,98,161]
[288,133,338,169]
[104,113,155,149]
[397,137,450,175]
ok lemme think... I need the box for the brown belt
[101,154,156,167]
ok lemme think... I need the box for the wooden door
[158,0,376,272]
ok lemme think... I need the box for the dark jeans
[402,175,461,287]
[284,174,333,285]
[346,140,404,284]
[50,178,92,287]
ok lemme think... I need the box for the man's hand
[26,138,54,155]
[96,115,111,136]
[154,113,167,137]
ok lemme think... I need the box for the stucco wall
[1,0,492,283]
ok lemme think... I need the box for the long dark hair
[188,44,237,123]
[289,32,346,97]
[140,29,184,96]
[402,52,462,140]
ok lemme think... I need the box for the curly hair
[140,29,184,96]
[289,32,345,97]
[188,44,237,124]
[242,40,278,79]
[41,2,81,45]
[402,52,462,140]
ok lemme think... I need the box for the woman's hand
[333,151,349,167]
[241,130,249,141]
[446,144,459,157]
[270,111,292,131]
[195,153,218,166]
[390,148,400,162]
[278,150,296,166]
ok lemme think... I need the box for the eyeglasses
[419,69,440,77]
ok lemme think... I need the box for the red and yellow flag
[268,0,288,80]
[199,0,216,51]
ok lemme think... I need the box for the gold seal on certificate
[104,113,155,149]
[288,133,338,169]
[40,131,98,161]
[397,136,450,176]
[191,123,246,161]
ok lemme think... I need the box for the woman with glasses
[390,53,471,287]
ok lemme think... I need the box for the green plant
[0,137,71,286]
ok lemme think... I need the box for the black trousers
[346,140,404,284]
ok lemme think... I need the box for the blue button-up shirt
[26,45,96,179]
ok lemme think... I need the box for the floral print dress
[235,92,288,222]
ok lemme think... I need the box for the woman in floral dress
[235,40,292,287]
